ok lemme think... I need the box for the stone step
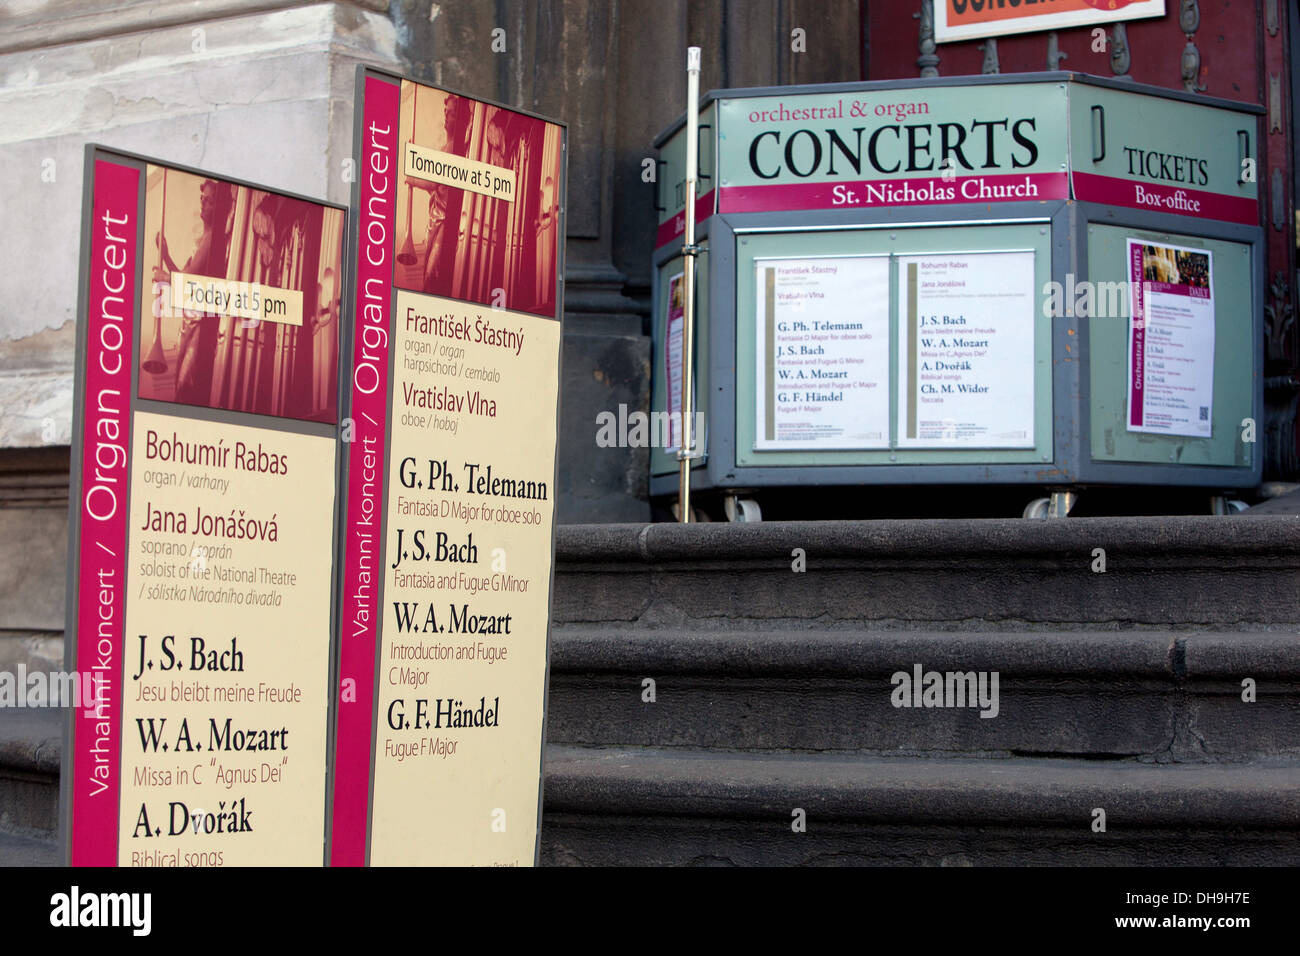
[6,515,1297,865]
[0,708,60,843]
[7,681,1296,863]
[546,629,1300,758]
[0,630,63,676]
[554,517,1300,629]
[540,746,1300,866]
[0,830,58,866]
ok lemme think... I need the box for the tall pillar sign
[331,68,565,866]
[64,148,346,866]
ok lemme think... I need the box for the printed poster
[896,251,1036,448]
[754,255,890,450]
[1126,239,1215,437]
[665,272,685,451]
[663,271,703,454]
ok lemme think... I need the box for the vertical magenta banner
[71,158,140,866]
[1128,242,1146,428]
[331,75,399,866]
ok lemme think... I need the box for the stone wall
[0,0,863,525]
[0,0,399,447]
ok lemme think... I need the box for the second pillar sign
[331,68,566,866]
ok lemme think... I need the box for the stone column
[391,0,860,521]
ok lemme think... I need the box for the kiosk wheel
[1023,497,1051,519]
[724,494,762,523]
[1024,491,1076,519]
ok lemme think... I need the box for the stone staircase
[4,512,1299,865]
[0,500,65,866]
[539,516,1300,865]
[0,710,59,864]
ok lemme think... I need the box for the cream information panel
[367,290,559,866]
[119,410,336,866]
[896,252,1036,449]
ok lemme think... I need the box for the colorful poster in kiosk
[664,272,687,452]
[754,256,890,450]
[896,252,1036,449]
[65,149,345,866]
[1126,239,1215,438]
[663,271,706,454]
[332,69,564,866]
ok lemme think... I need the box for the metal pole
[678,46,701,523]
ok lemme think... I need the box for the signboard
[714,84,1070,218]
[935,0,1166,44]
[65,148,346,866]
[1069,85,1258,226]
[754,255,890,450]
[664,272,687,451]
[656,77,1256,244]
[650,252,711,476]
[654,77,1258,497]
[896,251,1036,448]
[331,68,564,866]
[1126,239,1215,437]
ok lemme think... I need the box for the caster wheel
[1023,498,1050,519]
[724,496,762,523]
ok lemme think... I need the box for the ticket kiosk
[649,72,1264,519]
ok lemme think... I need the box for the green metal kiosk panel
[655,101,717,230]
[714,82,1071,196]
[1067,84,1257,223]
[648,75,1263,500]
[733,222,1054,468]
[650,244,710,478]
[1087,223,1253,468]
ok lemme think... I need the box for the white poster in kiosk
[1125,239,1215,438]
[896,251,1036,448]
[755,255,890,450]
